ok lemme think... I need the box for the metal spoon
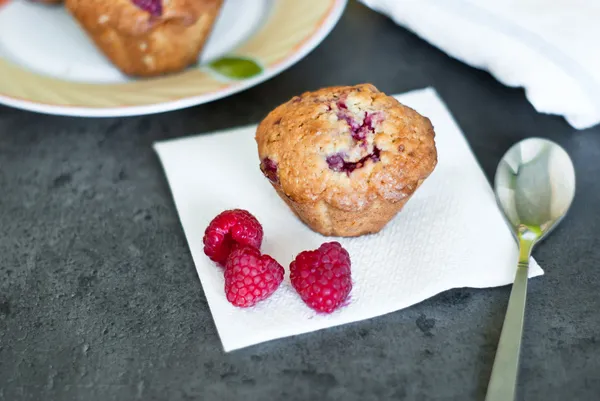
[485,138,576,401]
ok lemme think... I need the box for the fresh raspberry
[224,245,284,307]
[290,242,352,313]
[203,209,263,266]
[132,0,162,16]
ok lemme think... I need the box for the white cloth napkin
[359,0,600,130]
[154,88,543,352]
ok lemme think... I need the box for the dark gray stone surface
[1,2,599,400]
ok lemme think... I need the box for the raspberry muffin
[66,0,223,77]
[255,84,437,237]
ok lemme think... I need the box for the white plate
[0,0,347,116]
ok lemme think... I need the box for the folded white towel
[360,0,600,130]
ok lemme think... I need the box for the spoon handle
[485,239,534,401]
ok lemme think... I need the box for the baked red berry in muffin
[65,0,223,77]
[255,84,437,237]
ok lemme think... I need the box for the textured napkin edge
[402,88,544,286]
[389,88,544,289]
[222,280,542,352]
[153,87,544,352]
[153,124,271,352]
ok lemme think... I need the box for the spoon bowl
[494,137,576,243]
[485,138,576,401]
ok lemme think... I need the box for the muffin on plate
[65,0,223,77]
[255,84,437,237]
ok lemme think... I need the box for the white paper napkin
[154,88,543,352]
[359,0,600,130]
